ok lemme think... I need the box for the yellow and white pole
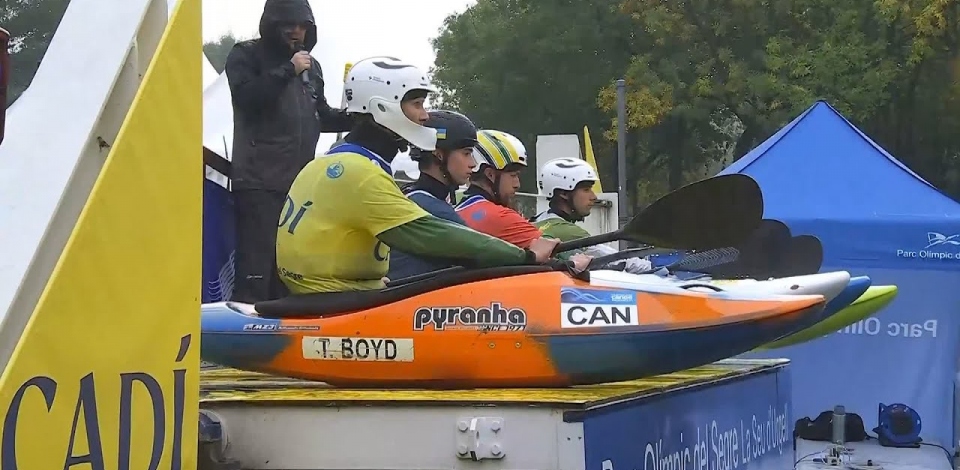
[336,62,353,142]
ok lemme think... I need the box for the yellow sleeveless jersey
[276,143,428,293]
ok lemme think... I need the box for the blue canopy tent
[719,100,960,446]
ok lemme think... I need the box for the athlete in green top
[531,157,653,273]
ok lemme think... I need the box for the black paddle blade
[773,235,824,277]
[703,219,792,278]
[623,174,764,250]
[748,219,793,243]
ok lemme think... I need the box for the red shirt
[455,193,542,249]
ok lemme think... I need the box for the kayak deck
[199,358,786,409]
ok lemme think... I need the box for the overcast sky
[202,0,474,79]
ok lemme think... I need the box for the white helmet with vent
[538,157,599,198]
[343,56,438,150]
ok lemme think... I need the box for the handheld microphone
[297,42,310,84]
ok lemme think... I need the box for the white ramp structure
[0,0,202,464]
[0,0,171,371]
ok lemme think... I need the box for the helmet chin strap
[550,192,587,222]
[367,118,409,152]
[436,151,459,202]
[353,117,408,159]
[483,170,508,207]
[390,131,409,153]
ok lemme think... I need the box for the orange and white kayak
[201,266,825,388]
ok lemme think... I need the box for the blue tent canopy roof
[719,100,959,218]
[716,100,960,270]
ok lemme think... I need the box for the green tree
[3,0,72,105]
[432,0,959,200]
[430,0,636,191]
[203,33,241,74]
[866,0,960,191]
[758,0,960,190]
[601,0,960,196]
[599,0,831,193]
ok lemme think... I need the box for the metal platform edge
[199,358,789,411]
[561,358,789,422]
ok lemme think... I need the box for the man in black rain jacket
[225,0,352,302]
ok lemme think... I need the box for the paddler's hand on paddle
[528,237,561,263]
[569,253,592,273]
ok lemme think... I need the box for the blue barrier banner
[202,178,235,302]
[583,367,792,470]
[714,99,960,447]
[744,265,960,447]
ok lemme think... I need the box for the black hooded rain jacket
[224,0,353,191]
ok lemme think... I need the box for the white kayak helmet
[344,56,438,151]
[538,157,599,198]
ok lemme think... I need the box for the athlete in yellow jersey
[276,56,590,293]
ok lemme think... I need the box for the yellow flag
[583,125,604,192]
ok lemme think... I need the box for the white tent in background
[202,53,218,89]
[197,13,234,188]
[202,71,232,188]
[203,72,233,160]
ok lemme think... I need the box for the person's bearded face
[281,23,307,50]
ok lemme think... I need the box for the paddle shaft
[553,231,622,255]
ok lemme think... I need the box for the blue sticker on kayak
[560,287,637,328]
[560,287,635,304]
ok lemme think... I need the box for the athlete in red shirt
[455,129,543,248]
